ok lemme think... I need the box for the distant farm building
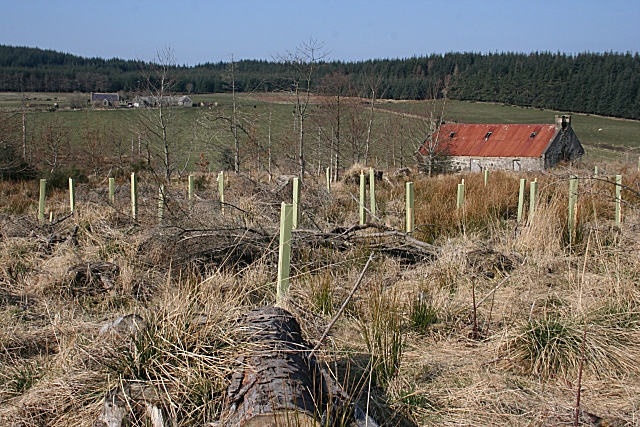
[133,95,193,108]
[419,115,584,172]
[91,93,119,107]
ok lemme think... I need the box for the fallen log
[91,307,377,427]
[219,306,378,427]
[143,221,439,272]
[295,223,440,263]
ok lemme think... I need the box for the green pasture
[2,92,639,169]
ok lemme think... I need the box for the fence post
[276,202,293,304]
[109,177,115,205]
[484,169,489,186]
[188,175,194,207]
[517,178,526,222]
[456,179,465,210]
[69,177,75,213]
[158,185,165,221]
[529,179,538,222]
[568,175,578,244]
[615,174,622,226]
[38,179,46,222]
[326,167,331,192]
[406,181,414,232]
[359,171,366,225]
[369,167,376,218]
[594,166,598,178]
[292,177,301,229]
[131,172,137,220]
[218,171,224,214]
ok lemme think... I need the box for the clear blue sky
[1,0,638,65]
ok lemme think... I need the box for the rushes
[409,291,439,333]
[502,304,640,378]
[5,360,45,396]
[359,284,405,390]
[505,313,583,378]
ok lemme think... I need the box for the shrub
[43,165,87,190]
[0,142,36,181]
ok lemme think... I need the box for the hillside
[1,45,639,119]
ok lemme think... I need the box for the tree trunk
[298,113,305,180]
[219,306,378,427]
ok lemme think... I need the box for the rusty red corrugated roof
[424,124,558,158]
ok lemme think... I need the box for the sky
[1,0,639,66]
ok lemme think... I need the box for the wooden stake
[276,202,293,304]
[517,178,526,222]
[593,165,598,178]
[38,179,46,222]
[131,172,137,220]
[406,181,414,232]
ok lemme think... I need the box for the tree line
[1,45,639,119]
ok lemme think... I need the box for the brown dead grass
[1,166,639,426]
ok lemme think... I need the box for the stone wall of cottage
[450,156,544,172]
[543,126,584,168]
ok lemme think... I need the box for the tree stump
[66,262,119,294]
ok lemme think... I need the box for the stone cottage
[91,93,119,107]
[419,115,584,172]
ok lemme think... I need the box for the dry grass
[1,165,639,426]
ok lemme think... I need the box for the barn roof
[426,123,558,158]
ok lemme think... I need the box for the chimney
[555,115,571,130]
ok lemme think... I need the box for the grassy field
[1,164,639,426]
[1,92,639,174]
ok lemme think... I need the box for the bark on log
[220,306,378,427]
